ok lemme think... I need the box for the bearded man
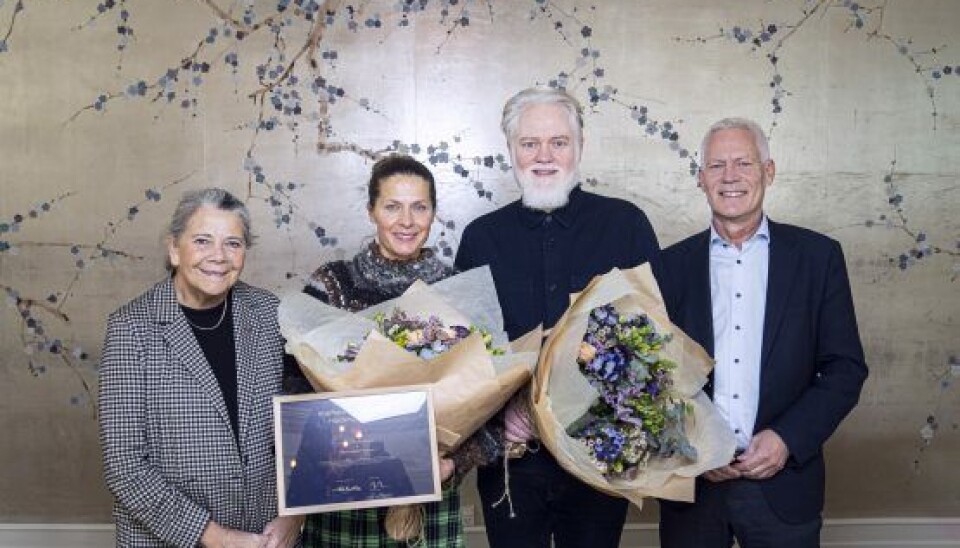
[455,86,664,548]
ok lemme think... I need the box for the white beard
[517,168,580,211]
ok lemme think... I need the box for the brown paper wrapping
[279,266,540,454]
[531,264,737,508]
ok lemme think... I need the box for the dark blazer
[98,278,285,547]
[661,220,867,523]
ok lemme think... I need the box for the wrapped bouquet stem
[531,264,737,507]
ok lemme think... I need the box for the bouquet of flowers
[337,308,504,362]
[280,266,540,541]
[531,264,736,507]
[279,265,540,454]
[569,304,696,478]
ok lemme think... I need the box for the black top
[455,186,664,340]
[182,296,238,442]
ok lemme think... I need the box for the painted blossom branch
[533,2,696,173]
[4,284,96,415]
[60,353,97,419]
[883,161,958,256]
[834,0,946,130]
[0,0,24,49]
[57,170,196,310]
[316,141,396,161]
[248,1,334,102]
[866,160,960,279]
[11,241,145,260]
[771,0,827,49]
[2,280,96,415]
[74,0,121,29]
[868,32,942,129]
[65,35,212,123]
[535,0,590,47]
[434,0,494,54]
[912,355,958,471]
[2,283,71,323]
[200,0,278,35]
[65,91,124,124]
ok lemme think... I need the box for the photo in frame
[273,385,442,516]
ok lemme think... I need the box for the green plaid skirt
[301,486,464,547]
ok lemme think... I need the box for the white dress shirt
[710,216,770,450]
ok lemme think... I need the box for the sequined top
[304,242,455,312]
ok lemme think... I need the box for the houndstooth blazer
[98,277,284,547]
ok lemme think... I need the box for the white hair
[699,117,770,166]
[501,87,584,149]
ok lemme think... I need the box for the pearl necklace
[184,298,229,331]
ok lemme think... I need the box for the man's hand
[703,464,742,483]
[200,521,266,548]
[731,429,789,480]
[503,397,535,443]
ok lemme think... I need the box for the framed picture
[274,385,442,516]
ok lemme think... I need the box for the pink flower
[578,341,598,363]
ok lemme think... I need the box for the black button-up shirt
[455,186,663,340]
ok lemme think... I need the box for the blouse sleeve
[448,423,505,485]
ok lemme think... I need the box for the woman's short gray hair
[164,187,253,271]
[699,117,770,165]
[501,87,584,148]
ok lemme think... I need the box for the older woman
[98,188,302,548]
[285,155,502,548]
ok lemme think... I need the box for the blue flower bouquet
[531,264,736,506]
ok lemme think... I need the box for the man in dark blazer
[658,118,868,548]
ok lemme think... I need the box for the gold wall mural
[1,0,957,521]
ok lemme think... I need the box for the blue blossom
[573,304,691,477]
[587,348,628,382]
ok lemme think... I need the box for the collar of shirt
[517,185,584,229]
[709,214,771,250]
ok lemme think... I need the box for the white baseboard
[0,519,957,547]
[0,524,114,548]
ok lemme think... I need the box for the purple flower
[572,303,689,476]
[590,425,626,463]
[588,348,628,382]
[591,304,619,327]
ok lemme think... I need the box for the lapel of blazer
[232,282,259,449]
[761,220,799,371]
[154,277,234,439]
[688,230,715,356]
